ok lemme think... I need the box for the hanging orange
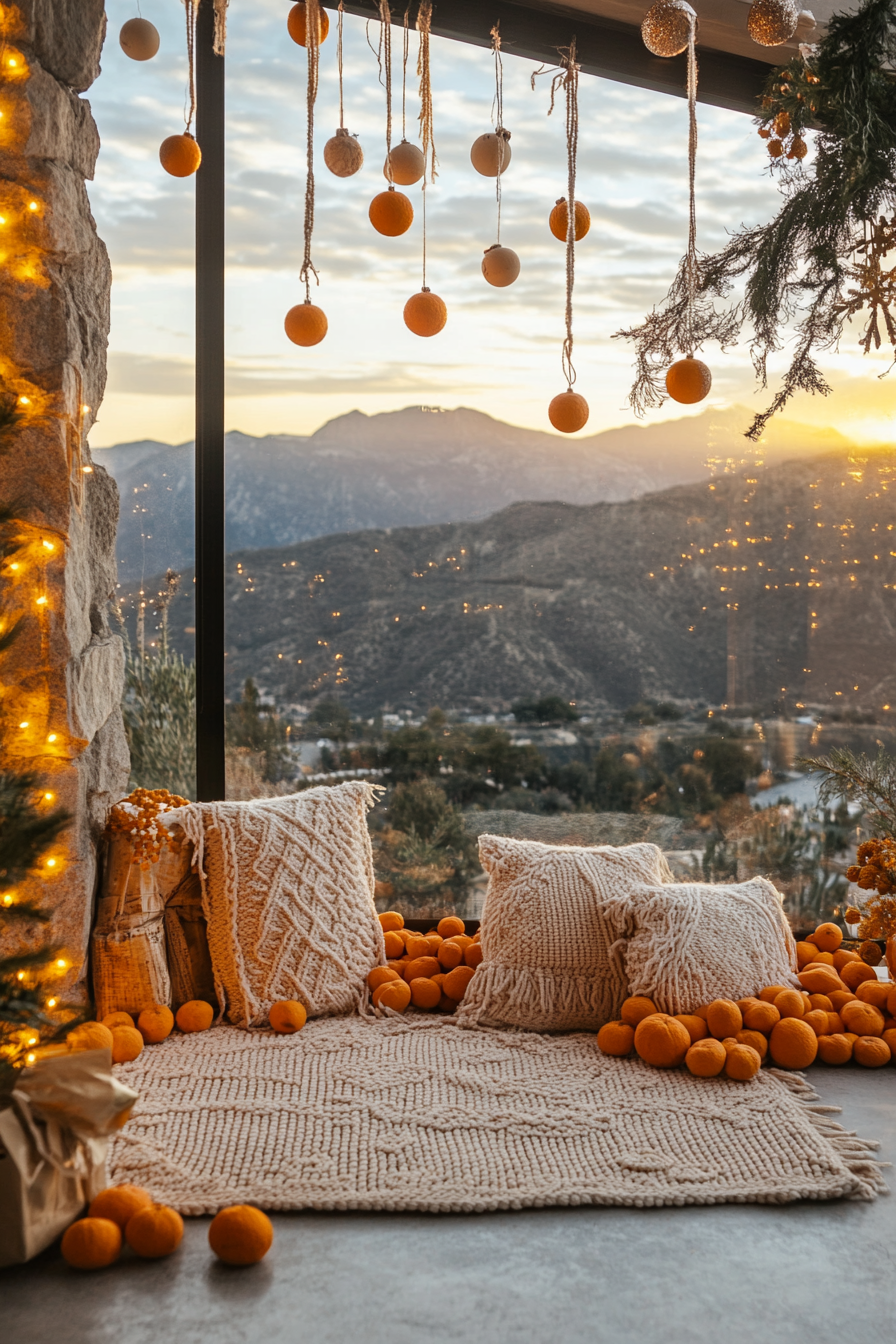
[404,289,447,338]
[549,197,590,242]
[470,131,512,177]
[481,244,520,288]
[370,188,414,237]
[159,133,201,178]
[119,17,160,61]
[284,302,328,347]
[548,391,589,434]
[666,357,712,404]
[384,140,425,185]
[287,2,329,46]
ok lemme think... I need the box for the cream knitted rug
[108,1019,885,1215]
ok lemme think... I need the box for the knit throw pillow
[621,877,800,1015]
[455,836,674,1032]
[175,782,385,1028]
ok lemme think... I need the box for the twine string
[337,0,345,129]
[378,1,394,184]
[685,14,699,358]
[417,1,437,183]
[300,0,322,302]
[491,23,504,245]
[402,8,410,141]
[184,0,199,133]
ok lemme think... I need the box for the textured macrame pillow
[621,877,799,1015]
[455,835,673,1032]
[175,782,385,1028]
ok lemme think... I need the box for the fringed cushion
[456,836,673,1032]
[174,782,385,1028]
[621,877,800,1015]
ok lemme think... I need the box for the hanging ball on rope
[549,391,590,434]
[481,244,520,288]
[549,198,590,242]
[640,0,696,58]
[119,17,160,61]
[159,133,202,178]
[746,0,799,46]
[470,130,512,177]
[324,128,364,178]
[287,2,330,46]
[404,288,447,338]
[284,302,328,347]
[369,188,414,237]
[384,140,425,186]
[666,357,712,404]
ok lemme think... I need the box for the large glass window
[90,3,895,929]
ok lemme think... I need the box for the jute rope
[491,23,505,245]
[374,1,394,185]
[300,0,322,302]
[532,40,581,390]
[213,0,228,56]
[183,0,199,133]
[401,8,410,141]
[417,1,437,183]
[337,1,345,129]
[685,14,699,358]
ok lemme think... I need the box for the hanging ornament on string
[747,0,799,47]
[662,10,711,403]
[160,2,202,177]
[384,11,425,186]
[533,42,589,433]
[324,3,364,177]
[369,1,415,237]
[284,0,327,347]
[480,25,520,289]
[470,29,512,181]
[404,2,446,337]
[641,0,694,57]
[120,12,160,62]
[288,1,330,47]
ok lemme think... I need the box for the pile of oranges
[598,921,896,1080]
[60,998,215,1066]
[61,1182,272,1271]
[367,911,482,1014]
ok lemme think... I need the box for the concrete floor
[4,1070,894,1344]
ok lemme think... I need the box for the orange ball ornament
[549,197,590,241]
[287,2,329,46]
[470,131,512,176]
[284,302,328,347]
[481,244,521,288]
[324,128,364,178]
[665,356,711,405]
[369,188,414,236]
[120,18,160,61]
[384,140,425,185]
[159,133,201,178]
[548,391,589,434]
[404,288,447,338]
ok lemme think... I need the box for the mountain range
[94,404,854,583]
[124,446,896,714]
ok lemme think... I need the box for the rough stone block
[0,61,100,179]
[17,0,107,94]
[67,637,125,742]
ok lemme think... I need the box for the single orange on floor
[372,979,411,1013]
[769,1017,818,1069]
[596,1020,635,1056]
[125,1204,184,1258]
[208,1205,273,1266]
[176,1000,214,1033]
[620,996,659,1028]
[61,1217,122,1270]
[685,1038,727,1077]
[269,1001,307,1034]
[724,1043,761,1081]
[817,1033,853,1065]
[102,1012,135,1030]
[137,1004,174,1044]
[634,1014,691,1068]
[840,1000,884,1037]
[89,1183,153,1230]
[853,1035,891,1068]
[67,1021,114,1053]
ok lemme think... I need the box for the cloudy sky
[87,0,894,448]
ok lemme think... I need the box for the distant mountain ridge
[93,404,854,582]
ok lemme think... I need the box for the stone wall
[0,1,127,1000]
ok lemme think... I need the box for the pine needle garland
[617,0,896,438]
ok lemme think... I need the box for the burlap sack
[0,1049,138,1266]
[455,836,673,1032]
[164,870,216,1011]
[92,833,192,1018]
[620,877,800,1015]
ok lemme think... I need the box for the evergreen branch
[799,747,896,837]
[0,770,72,891]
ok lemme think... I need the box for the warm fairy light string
[300,0,322,302]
